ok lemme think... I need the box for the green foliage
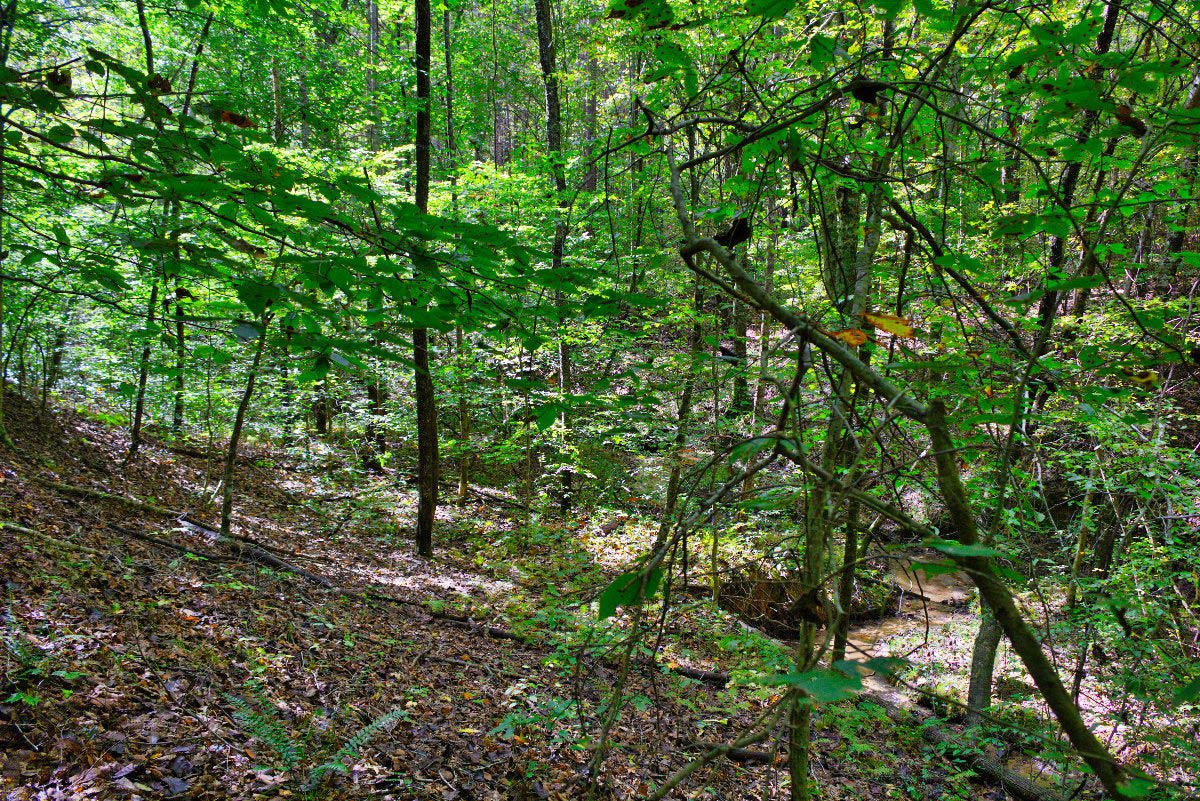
[597,567,664,620]
[225,689,407,797]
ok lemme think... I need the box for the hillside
[2,393,997,800]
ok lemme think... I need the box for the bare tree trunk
[271,60,285,145]
[220,319,270,539]
[965,600,1002,724]
[534,0,574,514]
[171,291,185,434]
[126,275,160,462]
[0,0,15,447]
[413,0,438,558]
[365,0,381,150]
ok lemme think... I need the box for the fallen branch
[466,485,529,511]
[429,610,531,643]
[4,520,104,556]
[637,658,730,688]
[680,739,778,764]
[108,523,226,561]
[36,477,180,516]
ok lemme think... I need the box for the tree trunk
[413,0,438,558]
[534,0,574,515]
[926,400,1130,799]
[965,598,1002,724]
[171,290,185,434]
[271,60,285,145]
[126,275,160,463]
[0,0,12,446]
[220,319,270,539]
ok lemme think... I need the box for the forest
[1,0,1198,798]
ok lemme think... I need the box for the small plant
[225,689,407,798]
[3,612,87,705]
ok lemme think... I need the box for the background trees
[2,0,1199,797]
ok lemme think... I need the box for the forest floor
[0,391,1117,801]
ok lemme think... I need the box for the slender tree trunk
[965,600,1002,724]
[655,276,704,548]
[271,60,285,145]
[927,401,1130,799]
[366,0,381,150]
[126,276,160,462]
[172,292,185,434]
[730,297,751,415]
[220,319,270,539]
[442,7,471,504]
[0,1,13,447]
[830,498,859,663]
[1065,457,1099,611]
[364,369,387,473]
[534,0,574,514]
[413,0,437,558]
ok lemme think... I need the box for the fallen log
[637,659,729,688]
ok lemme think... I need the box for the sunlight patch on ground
[344,553,517,601]
[577,515,656,572]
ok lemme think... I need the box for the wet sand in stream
[846,558,973,705]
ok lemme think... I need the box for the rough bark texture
[534,0,574,513]
[413,0,437,558]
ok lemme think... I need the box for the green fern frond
[224,693,303,772]
[306,707,407,788]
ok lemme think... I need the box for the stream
[844,559,1072,799]
[846,557,973,705]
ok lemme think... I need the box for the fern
[224,693,303,773]
[306,707,407,788]
[225,689,405,797]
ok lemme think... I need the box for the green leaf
[535,403,559,432]
[756,668,862,703]
[809,34,837,69]
[598,568,664,620]
[747,0,797,20]
[729,436,775,463]
[236,280,278,316]
[927,539,999,558]
[1047,274,1104,292]
[1172,673,1200,705]
[1115,777,1156,799]
[911,559,960,577]
[46,124,75,144]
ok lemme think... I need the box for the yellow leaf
[831,328,868,346]
[864,311,916,339]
